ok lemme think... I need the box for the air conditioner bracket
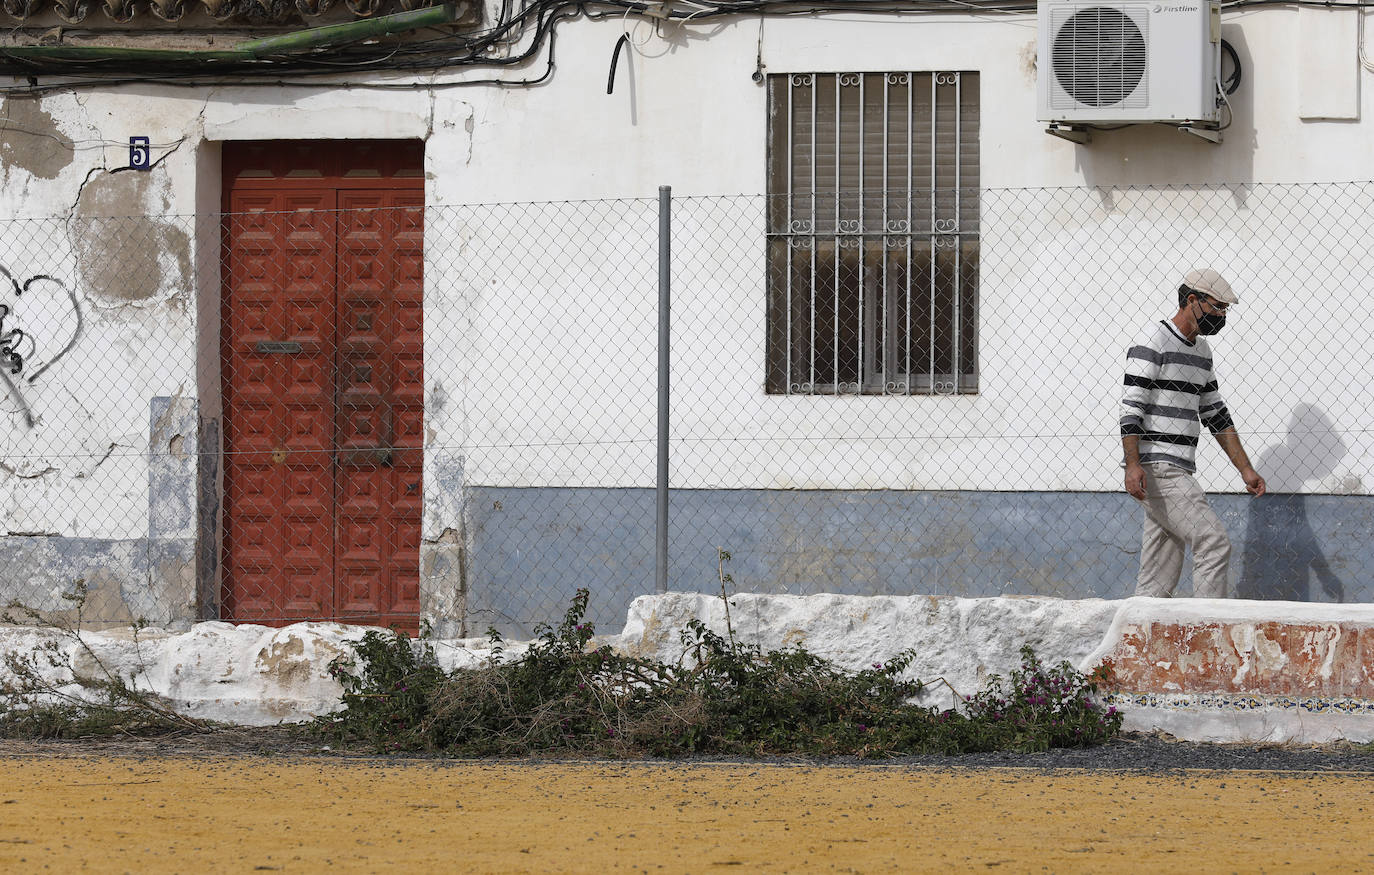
[1179,124,1222,144]
[1045,122,1091,145]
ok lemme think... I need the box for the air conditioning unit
[1037,0,1222,134]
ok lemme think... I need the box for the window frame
[765,70,980,397]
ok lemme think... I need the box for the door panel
[390,192,425,619]
[222,141,423,632]
[224,189,337,624]
[334,189,425,625]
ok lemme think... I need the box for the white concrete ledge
[2,594,1372,744]
[615,592,1123,702]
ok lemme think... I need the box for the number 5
[129,136,151,170]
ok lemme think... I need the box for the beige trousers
[1134,462,1232,598]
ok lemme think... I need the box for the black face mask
[1193,299,1227,335]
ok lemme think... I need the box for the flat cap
[1182,268,1238,305]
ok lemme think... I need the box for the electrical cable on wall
[1360,6,1374,72]
[606,33,629,93]
[1220,38,1242,95]
[0,0,1352,94]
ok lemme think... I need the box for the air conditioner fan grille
[1050,6,1148,109]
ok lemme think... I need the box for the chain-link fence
[0,181,1370,636]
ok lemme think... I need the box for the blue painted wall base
[466,486,1370,637]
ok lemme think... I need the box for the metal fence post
[656,185,671,594]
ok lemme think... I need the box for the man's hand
[1124,462,1147,500]
[1215,428,1265,497]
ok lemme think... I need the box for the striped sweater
[1120,320,1234,473]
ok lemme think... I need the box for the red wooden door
[221,141,423,632]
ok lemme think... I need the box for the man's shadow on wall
[1237,403,1346,601]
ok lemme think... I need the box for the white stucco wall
[411,12,1374,497]
[0,7,1371,561]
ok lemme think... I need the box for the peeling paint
[12,569,139,630]
[256,635,315,689]
[464,109,475,166]
[1098,614,1374,699]
[420,522,466,638]
[69,171,191,304]
[0,394,198,627]
[435,527,460,544]
[0,99,74,180]
[1253,628,1288,674]
[621,607,668,657]
[1317,626,1340,680]
[149,387,187,446]
[152,554,196,616]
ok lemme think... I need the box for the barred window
[766,72,980,395]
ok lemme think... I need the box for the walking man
[1120,268,1266,598]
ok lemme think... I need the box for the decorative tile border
[1103,691,1374,715]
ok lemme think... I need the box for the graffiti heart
[0,264,84,429]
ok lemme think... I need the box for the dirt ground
[1,745,1372,873]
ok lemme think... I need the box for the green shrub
[962,646,1123,752]
[317,589,1124,757]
